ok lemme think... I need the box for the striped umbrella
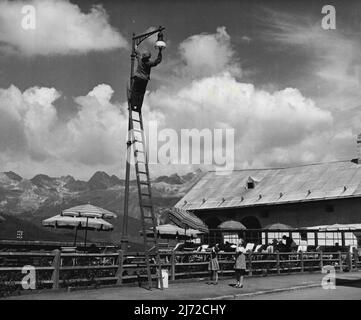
[42,214,113,247]
[143,224,204,238]
[62,204,117,219]
[162,207,209,233]
[42,215,114,231]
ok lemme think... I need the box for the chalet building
[175,137,361,234]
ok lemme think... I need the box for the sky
[0,0,361,180]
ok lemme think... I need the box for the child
[234,239,247,288]
[208,243,220,285]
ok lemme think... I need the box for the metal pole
[73,226,78,246]
[121,36,136,252]
[84,217,89,249]
[121,27,164,251]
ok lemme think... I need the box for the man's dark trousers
[131,76,148,111]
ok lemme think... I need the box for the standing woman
[208,243,220,285]
[234,240,247,288]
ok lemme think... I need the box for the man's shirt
[134,49,162,80]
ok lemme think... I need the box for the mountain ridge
[0,169,203,243]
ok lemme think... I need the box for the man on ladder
[121,26,166,290]
[130,46,163,111]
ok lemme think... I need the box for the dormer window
[247,181,255,189]
[247,176,256,189]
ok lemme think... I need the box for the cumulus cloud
[0,83,162,178]
[0,85,59,160]
[148,72,333,168]
[0,0,127,56]
[177,26,241,79]
[63,84,127,166]
[0,27,338,178]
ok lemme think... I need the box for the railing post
[171,251,175,281]
[52,249,61,290]
[319,251,323,270]
[248,252,253,276]
[353,249,359,271]
[338,251,343,272]
[347,252,353,271]
[276,252,280,274]
[300,251,304,273]
[116,250,124,285]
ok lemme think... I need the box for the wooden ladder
[123,86,163,290]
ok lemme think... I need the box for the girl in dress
[208,243,220,285]
[234,239,247,288]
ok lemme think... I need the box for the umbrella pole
[84,217,89,249]
[73,226,78,246]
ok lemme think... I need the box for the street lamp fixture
[155,31,166,50]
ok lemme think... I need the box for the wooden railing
[0,250,359,295]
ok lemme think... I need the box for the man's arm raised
[149,49,162,67]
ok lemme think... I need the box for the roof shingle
[175,160,361,211]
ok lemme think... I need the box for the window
[247,182,254,189]
[223,233,239,244]
[247,176,256,189]
[318,232,342,246]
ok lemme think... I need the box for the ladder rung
[133,139,144,144]
[135,150,145,154]
[141,193,151,197]
[132,118,141,123]
[132,129,143,133]
[137,170,148,175]
[142,203,153,207]
[139,181,150,185]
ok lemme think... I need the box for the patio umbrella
[61,204,117,246]
[42,215,113,246]
[218,220,246,230]
[143,224,203,238]
[162,207,209,233]
[265,223,293,230]
[62,204,117,219]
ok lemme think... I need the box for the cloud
[177,26,241,79]
[258,7,361,160]
[0,85,59,160]
[148,72,333,168]
[260,8,361,99]
[0,27,339,178]
[63,84,127,166]
[0,0,128,56]
[241,35,251,43]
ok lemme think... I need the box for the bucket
[158,269,169,289]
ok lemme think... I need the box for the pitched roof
[175,160,361,211]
